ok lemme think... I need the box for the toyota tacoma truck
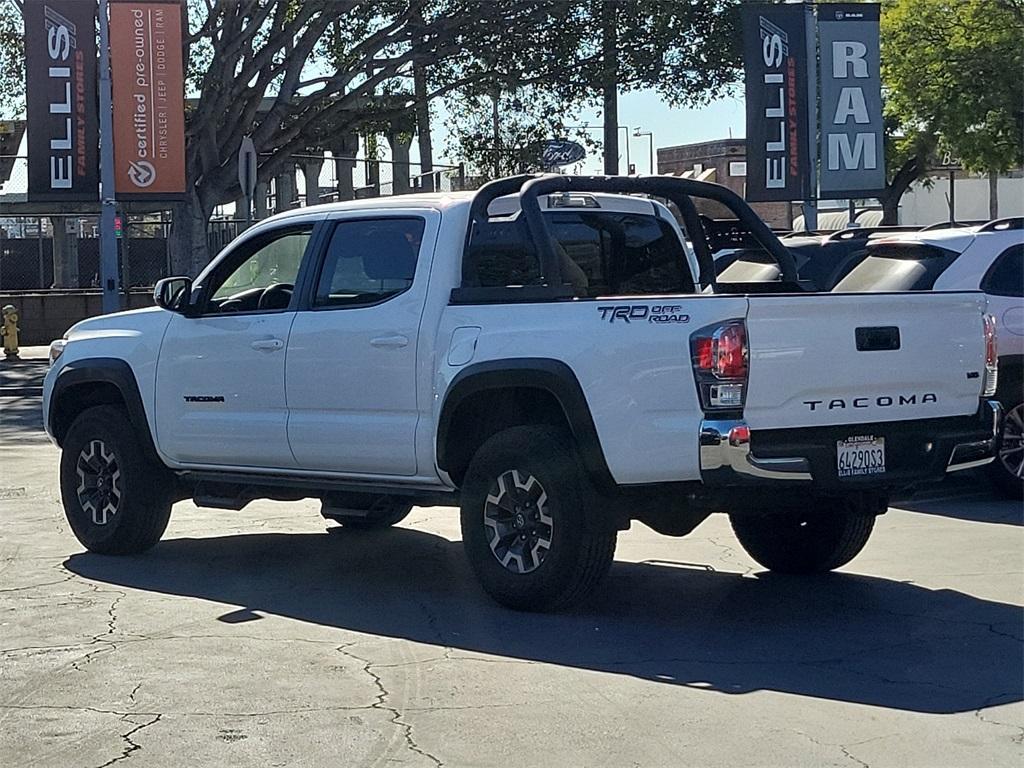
[43,175,1001,611]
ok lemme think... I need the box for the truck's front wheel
[729,502,876,574]
[59,405,173,555]
[460,426,616,611]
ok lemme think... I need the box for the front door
[286,214,437,475]
[154,222,316,468]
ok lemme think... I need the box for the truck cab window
[206,226,312,313]
[314,217,425,307]
[465,210,694,297]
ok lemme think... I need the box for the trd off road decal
[597,305,691,324]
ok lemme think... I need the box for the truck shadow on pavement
[64,525,1023,716]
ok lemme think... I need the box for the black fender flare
[49,357,162,466]
[436,358,615,489]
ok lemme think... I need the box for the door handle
[251,338,285,351]
[370,334,409,349]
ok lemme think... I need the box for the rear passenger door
[285,212,439,476]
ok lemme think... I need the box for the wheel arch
[436,359,614,489]
[50,358,161,466]
[996,354,1023,407]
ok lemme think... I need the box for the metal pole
[948,169,956,223]
[97,0,120,313]
[802,2,819,232]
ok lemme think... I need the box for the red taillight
[984,314,998,366]
[690,320,749,411]
[716,322,748,379]
[695,337,714,371]
[983,314,998,397]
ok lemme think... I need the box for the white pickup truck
[43,175,1001,611]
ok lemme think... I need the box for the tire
[59,405,173,555]
[989,401,1024,499]
[330,501,413,530]
[729,502,876,574]
[460,425,616,611]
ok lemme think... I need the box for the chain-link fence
[0,154,467,290]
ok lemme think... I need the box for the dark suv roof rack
[979,217,1024,232]
[466,174,799,290]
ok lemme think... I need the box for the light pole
[633,129,654,175]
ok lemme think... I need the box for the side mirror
[153,276,192,313]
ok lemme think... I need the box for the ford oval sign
[541,139,586,169]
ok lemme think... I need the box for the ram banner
[741,3,811,203]
[110,0,186,199]
[24,0,100,202]
[818,3,885,198]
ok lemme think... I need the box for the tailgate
[743,292,987,430]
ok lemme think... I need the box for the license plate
[837,435,886,478]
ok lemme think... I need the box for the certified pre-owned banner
[818,4,885,198]
[24,0,99,202]
[110,0,186,199]
[742,3,810,202]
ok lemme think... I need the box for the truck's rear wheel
[460,425,616,611]
[990,401,1024,499]
[59,405,172,555]
[729,504,875,574]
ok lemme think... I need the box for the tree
[167,1,588,274]
[442,85,596,180]
[881,0,1024,220]
[0,1,24,120]
[556,0,742,174]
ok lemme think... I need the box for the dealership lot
[1,372,1021,768]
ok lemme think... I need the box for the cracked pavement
[2,374,1023,767]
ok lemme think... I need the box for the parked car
[43,176,1000,611]
[834,218,1023,497]
[715,226,922,291]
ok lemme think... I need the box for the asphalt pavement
[1,355,1021,767]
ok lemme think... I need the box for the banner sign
[24,0,99,202]
[818,3,885,198]
[110,0,186,199]
[741,3,810,202]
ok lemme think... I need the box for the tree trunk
[879,155,921,225]
[989,170,999,220]
[168,189,213,277]
[601,0,619,176]
[411,8,434,192]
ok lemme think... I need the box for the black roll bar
[465,174,801,291]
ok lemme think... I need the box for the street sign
[238,136,257,224]
[238,136,257,200]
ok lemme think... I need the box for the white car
[835,218,1023,496]
[43,176,1000,611]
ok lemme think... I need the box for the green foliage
[882,0,1024,173]
[0,1,24,120]
[555,0,742,106]
[443,87,597,178]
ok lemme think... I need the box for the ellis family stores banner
[742,2,885,203]
[23,0,186,202]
